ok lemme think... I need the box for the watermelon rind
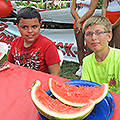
[31,80,96,120]
[49,78,108,107]
[49,78,86,107]
[91,83,108,104]
[0,52,7,65]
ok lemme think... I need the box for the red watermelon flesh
[49,78,108,107]
[31,80,95,120]
[0,52,3,56]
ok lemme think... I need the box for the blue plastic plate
[38,80,115,120]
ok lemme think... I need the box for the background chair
[57,49,63,66]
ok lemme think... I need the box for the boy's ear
[107,32,112,42]
[40,22,42,27]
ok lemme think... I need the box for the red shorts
[106,11,120,25]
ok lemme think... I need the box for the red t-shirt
[8,34,60,74]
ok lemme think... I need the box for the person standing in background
[102,0,120,48]
[70,0,99,77]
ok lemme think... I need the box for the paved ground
[40,8,74,24]
[40,8,102,24]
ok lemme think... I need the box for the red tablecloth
[0,62,120,120]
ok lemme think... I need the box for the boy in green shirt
[81,15,120,94]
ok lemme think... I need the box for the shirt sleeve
[81,58,90,81]
[45,43,60,66]
[7,43,15,63]
[7,37,19,64]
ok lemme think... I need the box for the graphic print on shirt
[108,74,117,87]
[12,47,43,70]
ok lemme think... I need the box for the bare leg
[113,25,120,49]
[74,29,84,66]
[109,29,114,47]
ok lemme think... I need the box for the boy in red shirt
[8,7,61,76]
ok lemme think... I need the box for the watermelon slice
[0,52,7,65]
[49,78,108,107]
[31,80,95,120]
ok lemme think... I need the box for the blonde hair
[82,15,112,33]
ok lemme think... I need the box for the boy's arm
[45,42,61,76]
[48,63,60,76]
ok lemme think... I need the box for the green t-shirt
[81,47,120,94]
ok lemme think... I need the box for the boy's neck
[95,47,110,62]
[24,39,36,48]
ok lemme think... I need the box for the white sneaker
[75,66,82,76]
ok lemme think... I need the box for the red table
[0,62,120,120]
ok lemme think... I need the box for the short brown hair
[17,7,41,25]
[82,15,112,33]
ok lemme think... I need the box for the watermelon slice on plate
[31,80,96,120]
[39,80,115,120]
[49,78,108,107]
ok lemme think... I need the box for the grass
[60,60,81,80]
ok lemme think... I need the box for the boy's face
[85,24,112,52]
[17,18,40,47]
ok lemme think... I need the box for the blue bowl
[38,80,115,120]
